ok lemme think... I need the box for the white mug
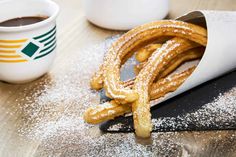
[82,0,169,30]
[0,0,59,84]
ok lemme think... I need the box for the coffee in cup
[0,0,59,84]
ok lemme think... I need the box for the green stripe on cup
[32,25,57,60]
[35,45,56,60]
[45,36,56,46]
[40,40,56,53]
[39,30,56,43]
[33,26,56,40]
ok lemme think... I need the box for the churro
[134,47,205,77]
[103,20,207,104]
[90,38,169,90]
[90,66,104,90]
[90,50,135,90]
[135,44,162,62]
[86,20,208,138]
[84,67,195,124]
[133,37,205,137]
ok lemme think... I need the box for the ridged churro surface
[86,20,207,138]
[103,20,207,104]
[84,67,195,124]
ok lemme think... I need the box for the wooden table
[0,0,236,156]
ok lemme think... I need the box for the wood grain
[0,0,236,156]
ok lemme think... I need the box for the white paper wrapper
[151,10,236,107]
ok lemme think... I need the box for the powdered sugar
[152,87,236,131]
[17,36,118,140]
[14,35,236,157]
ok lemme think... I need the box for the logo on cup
[0,26,56,63]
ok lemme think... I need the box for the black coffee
[0,16,48,27]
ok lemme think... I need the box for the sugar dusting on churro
[103,20,207,105]
[11,36,236,156]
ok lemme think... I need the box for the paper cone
[151,10,236,106]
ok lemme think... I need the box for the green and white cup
[0,0,59,83]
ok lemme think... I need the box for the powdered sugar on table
[14,35,236,157]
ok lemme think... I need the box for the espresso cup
[0,0,59,84]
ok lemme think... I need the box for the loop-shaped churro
[87,20,208,138]
[84,67,195,124]
[133,37,206,138]
[90,37,171,90]
[103,20,207,104]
